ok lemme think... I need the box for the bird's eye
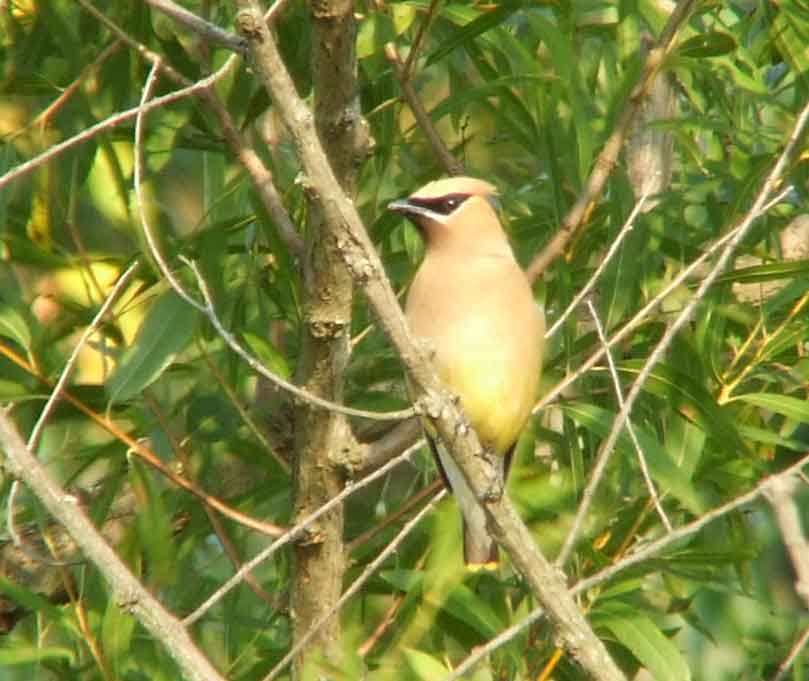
[442,196,463,213]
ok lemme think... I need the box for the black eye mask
[406,193,471,216]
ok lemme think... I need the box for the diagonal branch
[0,414,228,681]
[233,3,626,678]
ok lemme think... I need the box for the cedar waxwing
[389,177,544,566]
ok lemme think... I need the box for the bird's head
[388,177,509,256]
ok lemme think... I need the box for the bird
[389,176,544,566]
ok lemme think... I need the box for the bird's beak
[388,199,437,223]
[387,198,414,214]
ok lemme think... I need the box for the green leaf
[0,645,75,665]
[563,402,706,514]
[595,603,691,681]
[357,7,416,59]
[739,424,809,453]
[0,575,65,621]
[615,360,749,458]
[0,305,31,349]
[243,331,291,379]
[402,648,449,680]
[712,259,809,286]
[676,31,737,59]
[425,1,525,67]
[106,291,197,403]
[734,393,809,423]
[102,598,137,676]
[442,583,503,639]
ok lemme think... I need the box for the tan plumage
[390,177,544,566]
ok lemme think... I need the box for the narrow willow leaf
[563,402,706,513]
[402,648,450,680]
[0,646,75,665]
[676,31,737,59]
[0,304,31,349]
[735,393,809,423]
[595,604,691,681]
[0,575,64,621]
[106,291,197,403]
[616,360,749,457]
[425,1,524,67]
[441,583,503,639]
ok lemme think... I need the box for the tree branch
[0,414,228,681]
[234,3,626,678]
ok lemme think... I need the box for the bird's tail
[433,439,504,568]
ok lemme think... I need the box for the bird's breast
[406,257,544,454]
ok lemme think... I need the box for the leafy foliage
[1,0,808,680]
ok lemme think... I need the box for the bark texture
[290,0,371,676]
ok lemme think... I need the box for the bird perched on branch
[389,177,544,566]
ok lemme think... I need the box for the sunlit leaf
[106,291,197,403]
[594,602,691,681]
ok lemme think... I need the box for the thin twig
[585,299,671,531]
[29,261,141,451]
[557,101,809,567]
[25,41,124,132]
[547,192,648,338]
[0,341,285,538]
[143,391,279,610]
[535,184,794,416]
[5,261,140,562]
[384,43,463,176]
[261,490,447,681]
[187,257,413,421]
[79,0,304,255]
[764,476,809,609]
[197,341,290,473]
[346,477,441,553]
[769,625,809,681]
[402,0,441,79]
[0,74,223,192]
[143,0,247,53]
[183,441,423,626]
[357,548,429,658]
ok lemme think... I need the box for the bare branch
[6,261,141,563]
[585,299,671,531]
[0,414,228,681]
[769,626,809,681]
[0,74,224,193]
[0,341,285,538]
[453,448,809,678]
[143,0,247,53]
[764,476,809,609]
[130,64,410,421]
[77,0,304,255]
[384,43,463,176]
[29,264,140,452]
[535,184,794,417]
[547,191,648,339]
